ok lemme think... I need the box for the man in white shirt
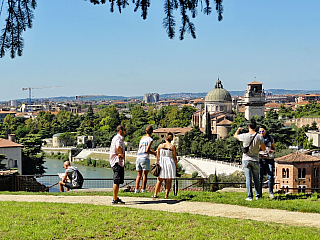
[109,125,126,204]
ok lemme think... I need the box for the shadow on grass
[128,199,181,205]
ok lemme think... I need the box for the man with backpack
[59,161,84,192]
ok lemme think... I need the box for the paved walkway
[181,157,242,176]
[1,195,320,228]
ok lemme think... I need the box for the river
[41,158,139,192]
[43,158,138,178]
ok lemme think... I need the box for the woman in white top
[135,125,157,193]
[152,132,178,199]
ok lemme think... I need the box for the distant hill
[2,89,320,103]
[160,89,320,99]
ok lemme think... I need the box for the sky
[1,0,320,101]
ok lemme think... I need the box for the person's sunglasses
[259,130,265,133]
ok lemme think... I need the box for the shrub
[86,157,92,166]
[124,160,136,171]
[92,160,97,167]
[192,171,198,178]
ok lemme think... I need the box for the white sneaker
[134,189,140,193]
[256,197,261,200]
[245,197,253,201]
[141,189,146,193]
[269,193,275,199]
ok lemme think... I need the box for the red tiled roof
[0,138,23,148]
[0,111,16,114]
[247,81,263,85]
[217,119,232,125]
[275,152,320,163]
[153,127,192,135]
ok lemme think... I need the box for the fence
[279,187,320,194]
[14,175,206,194]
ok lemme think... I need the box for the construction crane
[75,94,104,112]
[22,86,61,112]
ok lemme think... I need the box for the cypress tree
[205,112,212,140]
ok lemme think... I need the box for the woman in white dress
[152,132,178,199]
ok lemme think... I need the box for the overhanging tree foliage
[0,154,6,169]
[0,0,223,58]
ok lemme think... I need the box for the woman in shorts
[135,125,157,193]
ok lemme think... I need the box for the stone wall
[284,118,320,128]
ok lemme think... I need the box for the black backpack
[74,169,84,187]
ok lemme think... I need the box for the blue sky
[1,0,320,101]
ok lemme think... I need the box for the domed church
[192,78,236,139]
[204,78,233,114]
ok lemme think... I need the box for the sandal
[152,195,157,199]
[165,194,169,199]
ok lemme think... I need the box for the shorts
[64,182,82,189]
[136,157,150,171]
[112,163,124,186]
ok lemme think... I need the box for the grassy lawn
[0,201,319,239]
[87,153,156,165]
[1,191,320,214]
[88,152,109,160]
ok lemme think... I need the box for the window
[282,168,289,178]
[298,168,306,179]
[8,159,13,168]
[282,168,286,178]
[14,160,18,168]
[314,168,319,178]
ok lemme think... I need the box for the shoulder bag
[242,133,258,154]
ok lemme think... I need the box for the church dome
[205,78,232,102]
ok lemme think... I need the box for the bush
[61,153,69,161]
[192,171,198,178]
[86,157,92,166]
[92,160,97,167]
[124,160,136,171]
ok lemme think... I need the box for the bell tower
[244,81,266,120]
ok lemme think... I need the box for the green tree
[1,0,223,58]
[0,154,6,169]
[205,112,212,140]
[265,108,279,120]
[20,134,46,175]
[310,121,318,131]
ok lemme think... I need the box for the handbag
[242,133,258,154]
[151,162,161,177]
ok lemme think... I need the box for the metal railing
[15,175,206,193]
[279,187,320,194]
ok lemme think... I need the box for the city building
[306,131,320,148]
[143,93,159,103]
[243,81,266,120]
[0,110,16,123]
[274,152,320,193]
[153,127,192,146]
[0,136,23,174]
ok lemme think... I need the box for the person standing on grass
[258,125,276,199]
[234,119,265,201]
[135,125,157,193]
[152,132,178,199]
[59,161,83,192]
[110,125,126,204]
